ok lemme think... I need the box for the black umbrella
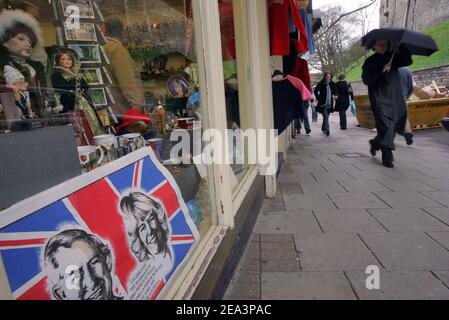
[362,27,438,57]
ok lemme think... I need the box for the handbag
[315,105,325,114]
[350,99,356,117]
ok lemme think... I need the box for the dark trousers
[339,109,347,130]
[371,138,395,163]
[321,109,330,134]
[295,105,310,132]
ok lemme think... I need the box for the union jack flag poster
[0,148,200,300]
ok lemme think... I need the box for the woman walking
[362,40,412,168]
[335,74,354,130]
[314,72,337,136]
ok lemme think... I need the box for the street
[225,112,449,300]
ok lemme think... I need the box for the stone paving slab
[260,234,294,243]
[337,180,392,193]
[360,233,449,271]
[254,211,323,235]
[416,169,449,179]
[345,171,395,181]
[427,232,449,252]
[299,180,347,194]
[280,184,304,195]
[327,193,390,209]
[261,240,297,261]
[367,208,449,232]
[261,272,356,300]
[373,192,443,208]
[278,172,316,184]
[379,169,436,181]
[283,194,337,211]
[237,240,261,274]
[261,259,300,273]
[422,192,449,207]
[346,271,449,300]
[418,179,449,192]
[434,272,449,289]
[422,208,449,225]
[310,171,356,182]
[223,271,260,300]
[313,209,387,234]
[293,234,379,271]
[376,179,438,192]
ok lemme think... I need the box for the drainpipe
[403,0,411,28]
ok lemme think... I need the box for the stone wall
[380,0,449,31]
[351,64,449,96]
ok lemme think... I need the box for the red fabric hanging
[219,1,237,61]
[291,57,311,91]
[268,0,305,56]
[296,12,309,54]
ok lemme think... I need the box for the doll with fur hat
[51,47,104,136]
[0,9,47,129]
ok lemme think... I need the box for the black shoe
[306,129,311,135]
[369,140,377,156]
[404,133,414,146]
[383,161,395,168]
[326,131,330,136]
[382,149,395,168]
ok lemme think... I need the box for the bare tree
[311,1,379,74]
[310,6,354,74]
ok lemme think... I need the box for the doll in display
[0,9,47,129]
[51,48,104,137]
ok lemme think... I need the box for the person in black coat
[334,74,354,130]
[362,40,412,168]
[314,72,338,136]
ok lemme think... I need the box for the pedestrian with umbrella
[361,28,438,168]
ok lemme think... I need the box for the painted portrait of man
[42,229,122,300]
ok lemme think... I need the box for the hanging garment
[219,1,237,61]
[268,0,304,56]
[283,32,299,75]
[285,75,313,101]
[272,76,312,135]
[295,10,309,54]
[291,57,312,91]
[300,8,316,54]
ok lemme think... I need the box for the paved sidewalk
[224,113,449,300]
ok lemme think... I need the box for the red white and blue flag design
[0,153,200,300]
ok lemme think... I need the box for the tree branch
[315,0,378,41]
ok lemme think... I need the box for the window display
[0,0,216,299]
[218,0,252,191]
[0,9,47,130]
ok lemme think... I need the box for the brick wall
[351,64,449,96]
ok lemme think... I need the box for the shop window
[0,0,215,300]
[218,0,252,192]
